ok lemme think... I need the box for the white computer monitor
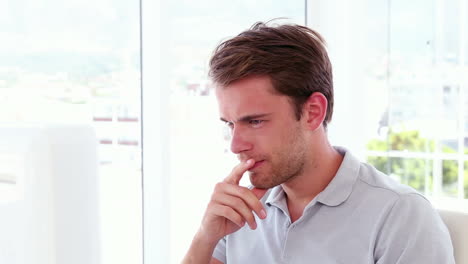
[0,123,100,264]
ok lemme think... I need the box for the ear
[301,92,328,131]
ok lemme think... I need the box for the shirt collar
[265,146,361,208]
[265,185,285,206]
[316,147,360,206]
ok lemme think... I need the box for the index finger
[224,159,255,185]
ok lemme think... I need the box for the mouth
[248,160,265,171]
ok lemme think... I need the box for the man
[182,21,455,264]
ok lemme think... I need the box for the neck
[282,135,343,221]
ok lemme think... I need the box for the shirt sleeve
[212,236,227,263]
[374,193,455,263]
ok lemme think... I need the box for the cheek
[260,131,284,155]
[283,127,305,155]
[267,129,299,160]
[256,121,302,157]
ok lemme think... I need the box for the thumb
[251,187,268,199]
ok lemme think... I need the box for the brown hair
[209,21,334,127]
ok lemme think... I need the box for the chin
[249,172,277,189]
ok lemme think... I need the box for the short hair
[209,21,334,127]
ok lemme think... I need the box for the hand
[197,159,268,244]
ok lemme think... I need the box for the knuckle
[214,182,224,192]
[221,206,232,216]
[233,198,244,208]
[238,186,248,196]
[210,190,219,201]
[207,201,216,209]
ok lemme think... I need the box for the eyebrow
[220,113,272,123]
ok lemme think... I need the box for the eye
[249,119,264,128]
[224,121,234,129]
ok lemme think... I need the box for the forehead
[215,76,292,120]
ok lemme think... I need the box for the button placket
[282,221,299,262]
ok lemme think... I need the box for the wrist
[181,229,220,264]
[194,228,221,247]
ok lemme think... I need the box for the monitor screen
[0,123,100,264]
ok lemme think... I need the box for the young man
[182,22,455,264]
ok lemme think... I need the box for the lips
[249,160,265,170]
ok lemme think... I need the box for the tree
[367,130,468,198]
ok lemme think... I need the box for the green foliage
[442,160,458,196]
[367,129,468,199]
[367,156,389,174]
[367,130,435,152]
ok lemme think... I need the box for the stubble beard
[249,130,307,189]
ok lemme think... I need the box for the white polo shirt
[212,147,455,264]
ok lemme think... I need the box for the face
[216,76,308,189]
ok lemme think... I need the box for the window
[308,0,468,201]
[0,1,142,263]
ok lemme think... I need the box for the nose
[230,126,253,154]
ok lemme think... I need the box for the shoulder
[356,163,455,261]
[349,161,442,226]
[372,190,454,262]
[357,161,426,201]
[335,147,424,204]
